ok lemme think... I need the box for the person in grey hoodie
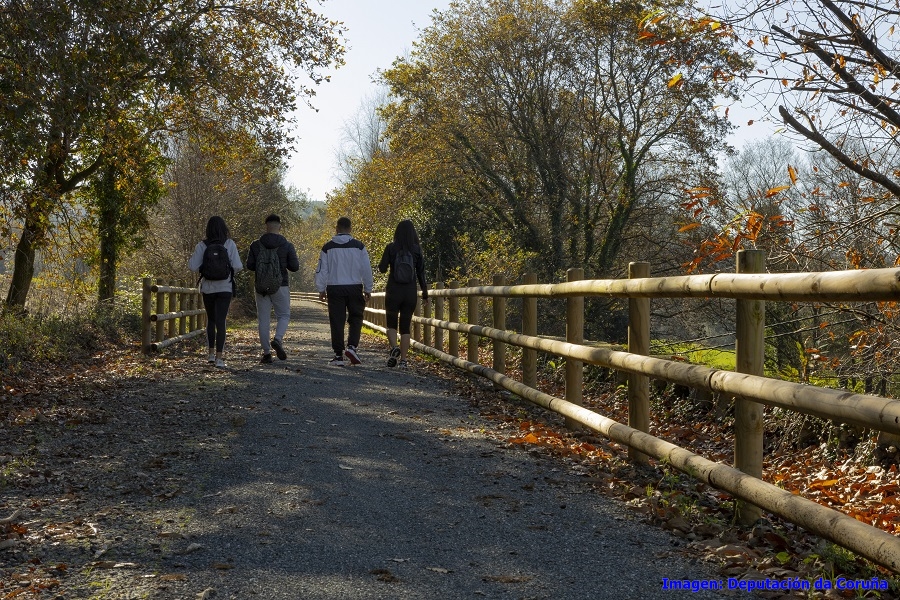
[314,216,374,366]
[246,214,300,363]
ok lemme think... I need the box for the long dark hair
[205,216,229,244]
[393,219,420,252]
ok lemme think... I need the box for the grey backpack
[254,244,283,295]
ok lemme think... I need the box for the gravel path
[1,299,753,599]
[143,300,742,599]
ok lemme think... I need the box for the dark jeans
[385,282,418,335]
[202,292,233,352]
[326,286,366,356]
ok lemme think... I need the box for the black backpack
[393,248,416,285]
[200,240,232,282]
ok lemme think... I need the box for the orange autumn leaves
[679,164,799,273]
[508,421,611,459]
[768,449,900,535]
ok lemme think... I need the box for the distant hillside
[300,200,326,218]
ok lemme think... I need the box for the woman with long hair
[188,215,243,368]
[377,219,428,368]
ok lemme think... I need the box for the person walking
[246,214,300,363]
[188,215,243,368]
[314,216,373,366]
[377,219,429,369]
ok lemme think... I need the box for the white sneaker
[344,346,361,365]
[215,358,226,368]
[329,355,345,367]
[208,352,216,363]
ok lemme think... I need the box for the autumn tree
[0,0,344,309]
[720,0,900,236]
[375,0,749,285]
[129,134,304,287]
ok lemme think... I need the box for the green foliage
[0,0,345,308]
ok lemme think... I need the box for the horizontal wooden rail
[427,267,900,301]
[413,317,900,436]
[150,329,206,352]
[150,284,199,294]
[149,309,206,322]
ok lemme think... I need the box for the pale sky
[285,0,773,202]
[286,0,452,201]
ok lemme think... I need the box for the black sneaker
[260,353,274,364]
[386,346,401,368]
[344,345,361,365]
[398,359,408,369]
[271,338,287,360]
[329,355,346,367]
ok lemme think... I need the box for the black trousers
[202,292,233,352]
[326,286,365,356]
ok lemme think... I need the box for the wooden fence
[141,277,206,353]
[291,252,900,573]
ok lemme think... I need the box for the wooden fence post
[178,280,187,336]
[522,273,538,389]
[167,281,177,339]
[467,277,480,364]
[191,289,199,331]
[423,291,432,348]
[155,278,165,345]
[565,268,584,430]
[493,274,506,386]
[449,281,460,358]
[434,282,444,353]
[142,277,153,353]
[628,262,651,464]
[735,249,766,526]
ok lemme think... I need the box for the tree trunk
[4,216,39,310]
[96,166,120,304]
[97,239,117,303]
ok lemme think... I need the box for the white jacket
[314,234,374,293]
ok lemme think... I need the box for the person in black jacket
[378,219,429,368]
[246,214,300,363]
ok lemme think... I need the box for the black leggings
[202,292,233,352]
[385,283,418,335]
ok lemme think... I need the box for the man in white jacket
[314,216,374,365]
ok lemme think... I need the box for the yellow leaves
[787,164,798,185]
[765,185,791,197]
[667,73,683,88]
[678,222,701,232]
